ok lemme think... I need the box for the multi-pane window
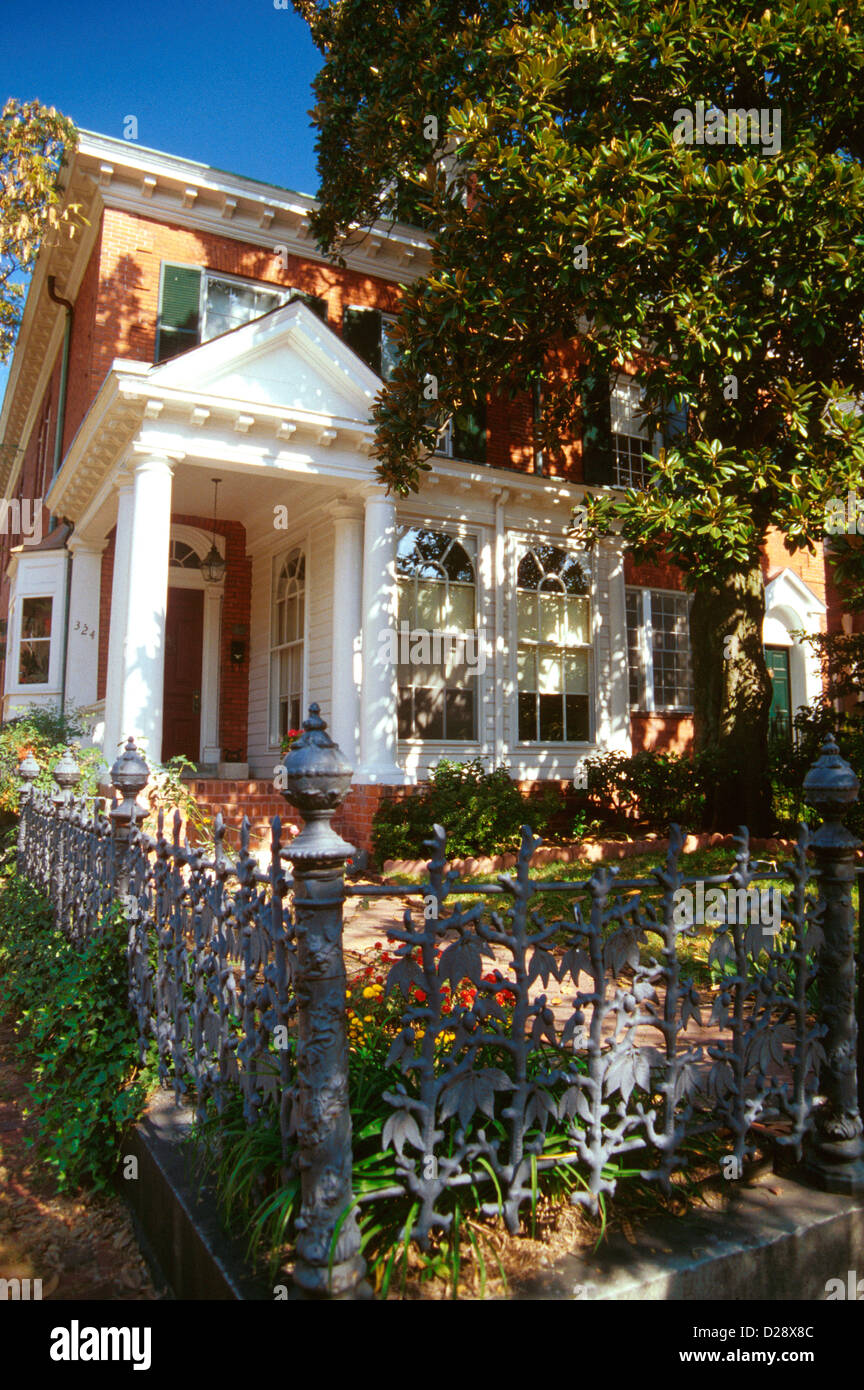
[517,545,591,743]
[396,528,478,741]
[611,376,651,488]
[270,550,305,742]
[201,276,285,342]
[18,596,52,685]
[156,264,328,363]
[625,588,693,711]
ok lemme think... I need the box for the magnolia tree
[0,99,79,364]
[296,0,864,828]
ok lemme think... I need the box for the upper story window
[342,306,400,381]
[611,376,651,489]
[342,306,487,462]
[581,371,687,488]
[270,549,305,744]
[396,527,479,741]
[18,596,52,685]
[625,587,693,712]
[155,264,328,364]
[517,545,591,743]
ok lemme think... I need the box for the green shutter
[155,265,201,363]
[342,306,382,374]
[581,368,614,484]
[452,396,487,463]
[287,288,329,323]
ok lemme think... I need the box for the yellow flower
[364,1015,374,1022]
[362,984,383,999]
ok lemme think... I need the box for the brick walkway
[0,1016,162,1301]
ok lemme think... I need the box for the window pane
[538,652,562,695]
[19,640,49,684]
[564,597,589,645]
[445,688,474,740]
[625,589,643,709]
[414,687,444,739]
[516,647,533,690]
[538,693,565,741]
[539,594,564,644]
[398,687,413,738]
[444,583,474,631]
[21,596,52,639]
[564,651,589,694]
[397,578,416,628]
[517,591,536,641]
[565,694,590,741]
[518,692,536,742]
[416,580,445,630]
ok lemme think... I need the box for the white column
[102,480,135,767]
[330,505,363,767]
[600,538,632,753]
[118,453,174,763]
[64,538,105,713]
[358,494,403,780]
[201,585,222,763]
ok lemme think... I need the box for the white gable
[148,299,382,421]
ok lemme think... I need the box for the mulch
[0,1014,163,1300]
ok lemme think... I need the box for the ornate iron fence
[12,706,864,1299]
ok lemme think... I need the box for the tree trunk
[690,564,774,834]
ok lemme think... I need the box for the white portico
[37,297,629,788]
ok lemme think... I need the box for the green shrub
[0,704,103,814]
[0,870,155,1189]
[583,749,705,831]
[770,699,864,839]
[371,758,560,862]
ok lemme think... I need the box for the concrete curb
[508,1171,864,1301]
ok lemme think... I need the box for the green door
[765,645,792,741]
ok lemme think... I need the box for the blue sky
[1,0,324,397]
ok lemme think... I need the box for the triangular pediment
[148,299,382,420]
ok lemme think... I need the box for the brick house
[0,132,838,851]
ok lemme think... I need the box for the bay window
[18,596,52,685]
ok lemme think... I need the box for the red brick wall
[94,207,403,375]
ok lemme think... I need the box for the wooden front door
[162,587,204,764]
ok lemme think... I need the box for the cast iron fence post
[51,745,81,932]
[110,737,150,907]
[278,703,367,1298]
[803,733,864,1193]
[16,750,40,873]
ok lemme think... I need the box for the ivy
[0,869,156,1190]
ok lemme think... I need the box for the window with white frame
[625,588,693,711]
[18,595,52,685]
[156,264,328,363]
[611,375,651,489]
[517,545,591,743]
[396,527,478,741]
[270,549,305,742]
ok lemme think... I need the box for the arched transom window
[396,527,479,741]
[517,545,591,743]
[169,539,201,569]
[270,549,305,743]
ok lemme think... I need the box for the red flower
[415,990,427,1003]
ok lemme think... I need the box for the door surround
[167,524,224,764]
